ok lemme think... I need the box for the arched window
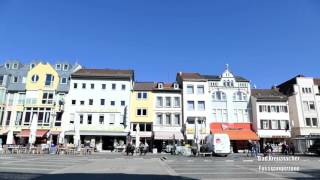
[212,91,227,101]
[233,91,247,101]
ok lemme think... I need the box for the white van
[206,133,231,156]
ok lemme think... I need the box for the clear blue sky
[1,0,320,88]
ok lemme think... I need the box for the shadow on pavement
[290,169,320,179]
[0,172,197,180]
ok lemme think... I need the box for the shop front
[153,131,184,153]
[210,123,259,153]
[16,129,49,145]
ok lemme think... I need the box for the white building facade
[63,69,133,151]
[177,66,258,151]
[277,76,320,152]
[251,89,291,152]
[152,82,183,152]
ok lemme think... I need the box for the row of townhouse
[0,60,320,153]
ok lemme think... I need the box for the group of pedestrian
[281,142,295,155]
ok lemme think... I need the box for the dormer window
[158,83,163,89]
[63,64,69,71]
[56,64,61,70]
[30,63,36,69]
[61,77,68,84]
[5,64,10,69]
[12,64,18,69]
[173,83,179,89]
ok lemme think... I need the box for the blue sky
[0,0,320,88]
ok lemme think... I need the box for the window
[136,108,147,116]
[156,97,163,107]
[99,115,104,124]
[137,92,147,99]
[112,84,116,90]
[158,83,163,89]
[61,77,67,84]
[0,75,3,85]
[174,114,180,125]
[165,114,171,125]
[198,101,205,111]
[5,64,10,69]
[12,76,18,83]
[212,91,226,101]
[13,63,18,69]
[280,120,289,130]
[121,101,125,106]
[121,84,126,90]
[72,100,76,105]
[100,99,105,105]
[30,63,35,69]
[173,83,179,89]
[165,97,171,107]
[89,99,93,105]
[70,113,75,124]
[31,75,39,83]
[90,83,94,89]
[74,83,78,89]
[261,120,269,129]
[187,118,195,124]
[187,85,194,94]
[6,111,11,125]
[233,91,247,101]
[55,64,61,70]
[42,92,54,104]
[87,114,92,124]
[271,120,279,129]
[156,114,163,125]
[309,101,315,110]
[79,115,83,124]
[312,118,318,126]
[109,114,115,124]
[306,118,311,126]
[82,83,86,89]
[45,74,54,86]
[102,84,106,89]
[18,93,25,105]
[187,101,195,111]
[55,112,62,126]
[174,97,180,107]
[110,101,115,106]
[63,64,68,71]
[197,85,204,94]
[80,101,85,105]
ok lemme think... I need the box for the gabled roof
[277,75,304,95]
[251,89,288,102]
[72,68,134,79]
[177,72,249,82]
[133,82,180,91]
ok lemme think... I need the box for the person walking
[247,140,253,157]
[252,141,258,157]
[289,142,295,156]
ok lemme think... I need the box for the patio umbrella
[73,119,80,148]
[58,130,65,144]
[6,130,14,144]
[135,124,140,148]
[29,113,38,145]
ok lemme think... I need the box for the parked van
[205,133,231,156]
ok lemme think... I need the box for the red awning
[210,123,259,141]
[16,129,49,138]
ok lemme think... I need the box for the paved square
[0,153,319,180]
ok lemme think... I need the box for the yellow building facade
[130,82,155,144]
